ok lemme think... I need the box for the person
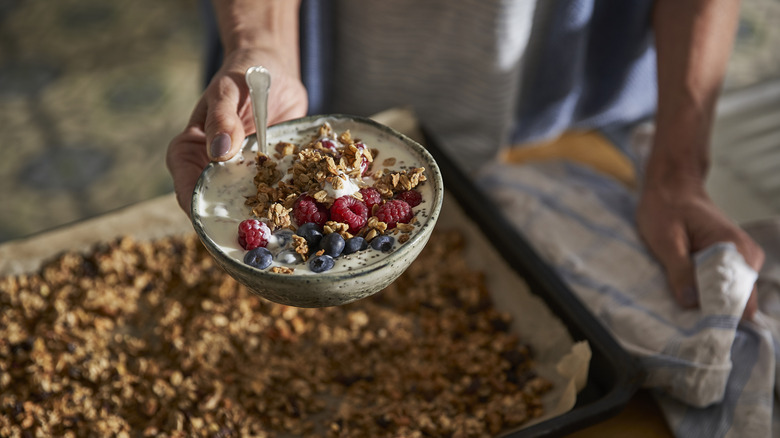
[167,0,764,318]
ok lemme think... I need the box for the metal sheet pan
[0,110,644,436]
[421,127,645,437]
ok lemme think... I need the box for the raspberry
[293,195,329,227]
[374,200,413,229]
[330,196,369,234]
[320,139,339,155]
[238,219,271,250]
[359,187,382,212]
[396,190,422,208]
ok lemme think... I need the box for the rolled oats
[243,125,426,262]
[291,235,309,261]
[0,229,551,437]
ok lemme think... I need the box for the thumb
[204,90,247,162]
[648,225,699,309]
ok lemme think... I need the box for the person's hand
[637,176,764,319]
[166,48,308,215]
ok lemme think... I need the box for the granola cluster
[0,230,551,437]
[245,123,426,243]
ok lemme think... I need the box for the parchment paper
[435,185,590,430]
[373,107,590,426]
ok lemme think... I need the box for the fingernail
[210,133,231,159]
[681,286,699,308]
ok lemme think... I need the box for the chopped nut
[337,130,353,146]
[331,176,344,191]
[253,154,283,186]
[312,190,329,205]
[267,202,292,230]
[363,217,388,242]
[396,223,415,233]
[292,235,309,261]
[323,221,350,237]
[271,266,295,274]
[275,141,297,157]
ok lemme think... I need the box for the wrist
[644,152,708,189]
[645,106,713,187]
[214,0,301,67]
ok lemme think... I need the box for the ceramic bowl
[191,114,444,307]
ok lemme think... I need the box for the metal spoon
[245,66,271,157]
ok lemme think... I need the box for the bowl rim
[190,113,444,283]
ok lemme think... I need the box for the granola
[245,124,426,241]
[0,230,551,437]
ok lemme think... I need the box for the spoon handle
[245,66,271,157]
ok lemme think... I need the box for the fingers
[733,229,765,273]
[166,126,209,216]
[204,77,248,162]
[648,223,700,309]
[167,70,253,214]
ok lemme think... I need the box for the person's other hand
[166,48,308,215]
[637,177,764,319]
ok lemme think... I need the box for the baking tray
[421,128,645,437]
[0,116,643,436]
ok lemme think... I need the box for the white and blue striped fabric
[476,143,780,437]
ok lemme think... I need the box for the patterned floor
[0,0,202,242]
[1,0,779,243]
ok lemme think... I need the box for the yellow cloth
[501,131,636,189]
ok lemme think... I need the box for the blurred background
[0,0,202,242]
[0,0,779,243]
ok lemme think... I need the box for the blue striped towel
[476,155,780,437]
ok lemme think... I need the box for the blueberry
[296,222,323,248]
[272,229,294,249]
[319,233,345,258]
[370,235,395,252]
[297,222,320,234]
[276,249,301,264]
[243,247,273,269]
[309,254,335,273]
[343,236,368,254]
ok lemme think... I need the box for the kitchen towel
[476,149,780,437]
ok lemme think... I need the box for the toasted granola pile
[245,123,426,242]
[0,230,551,437]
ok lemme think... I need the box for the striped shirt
[329,0,545,173]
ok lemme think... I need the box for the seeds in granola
[0,229,551,437]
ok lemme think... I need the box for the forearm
[647,0,741,185]
[212,0,301,70]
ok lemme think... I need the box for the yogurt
[194,118,433,275]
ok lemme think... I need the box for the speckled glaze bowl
[191,115,444,308]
